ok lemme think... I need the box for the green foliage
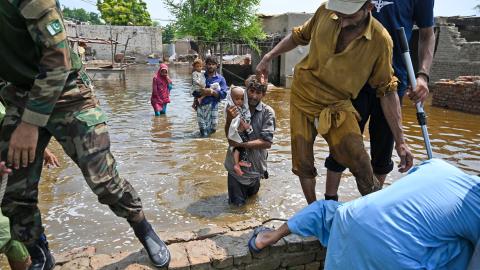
[162,23,176,44]
[62,7,103,24]
[97,0,153,26]
[164,0,265,54]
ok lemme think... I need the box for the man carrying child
[224,76,276,206]
[192,57,227,137]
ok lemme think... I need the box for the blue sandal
[248,226,273,253]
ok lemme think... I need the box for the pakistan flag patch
[46,19,63,36]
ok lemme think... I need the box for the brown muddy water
[1,64,479,262]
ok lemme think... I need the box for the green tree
[62,7,103,24]
[164,0,265,71]
[97,0,153,26]
[162,23,176,44]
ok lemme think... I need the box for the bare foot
[234,164,244,176]
[239,161,251,167]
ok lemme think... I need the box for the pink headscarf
[151,64,172,104]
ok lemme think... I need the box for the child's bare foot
[239,161,251,167]
[234,164,244,176]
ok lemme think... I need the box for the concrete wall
[256,13,313,86]
[66,23,162,62]
[432,76,480,114]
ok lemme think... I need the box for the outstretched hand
[396,143,414,173]
[256,57,270,84]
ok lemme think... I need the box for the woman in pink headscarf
[151,63,173,116]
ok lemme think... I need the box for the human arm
[256,9,319,83]
[380,92,413,173]
[152,78,158,95]
[408,0,435,104]
[8,0,72,168]
[369,35,413,172]
[256,34,298,83]
[408,26,435,104]
[228,139,272,150]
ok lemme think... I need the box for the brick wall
[432,76,480,114]
[431,19,480,82]
[52,219,326,270]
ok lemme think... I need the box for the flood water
[2,64,479,259]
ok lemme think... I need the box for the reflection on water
[3,64,480,258]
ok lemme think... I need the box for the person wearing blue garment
[248,159,480,269]
[323,0,436,202]
[193,56,227,136]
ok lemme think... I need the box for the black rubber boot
[130,219,170,268]
[26,234,55,270]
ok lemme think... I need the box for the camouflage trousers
[0,105,144,245]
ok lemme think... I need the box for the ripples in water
[12,64,480,255]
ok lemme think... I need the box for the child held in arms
[191,58,220,110]
[226,86,253,176]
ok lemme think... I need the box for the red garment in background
[151,63,172,111]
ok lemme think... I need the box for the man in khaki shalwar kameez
[257,0,414,203]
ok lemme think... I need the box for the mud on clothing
[325,0,435,175]
[288,4,397,195]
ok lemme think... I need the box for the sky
[62,0,479,25]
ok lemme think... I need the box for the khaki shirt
[290,4,398,134]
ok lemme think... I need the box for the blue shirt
[367,0,435,96]
[194,72,227,106]
[288,159,480,270]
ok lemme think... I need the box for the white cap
[326,0,369,15]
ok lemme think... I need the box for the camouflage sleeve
[12,0,71,127]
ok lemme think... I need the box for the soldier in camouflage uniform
[0,1,170,269]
